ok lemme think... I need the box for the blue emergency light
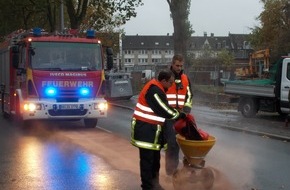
[86,29,95,38]
[79,87,90,96]
[45,87,57,97]
[32,28,42,36]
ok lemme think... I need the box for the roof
[122,35,174,50]
[122,33,252,51]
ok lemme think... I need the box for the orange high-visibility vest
[133,79,166,125]
[166,74,191,109]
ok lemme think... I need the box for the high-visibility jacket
[166,73,193,110]
[131,79,180,150]
[133,79,179,125]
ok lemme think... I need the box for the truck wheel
[84,119,98,128]
[240,98,257,117]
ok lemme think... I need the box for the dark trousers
[139,148,161,190]
[164,119,180,175]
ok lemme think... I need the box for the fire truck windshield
[30,42,102,71]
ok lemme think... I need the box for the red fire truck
[0,28,113,128]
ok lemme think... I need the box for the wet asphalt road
[101,102,290,190]
[0,118,140,190]
[0,98,290,190]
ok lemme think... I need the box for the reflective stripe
[136,103,153,112]
[178,94,186,99]
[168,101,184,105]
[134,110,165,122]
[154,93,178,119]
[167,94,176,98]
[163,143,168,151]
[185,86,193,108]
[131,118,164,151]
[131,140,161,150]
[131,118,136,139]
[184,102,192,108]
[167,94,186,99]
[175,79,181,83]
[154,125,162,144]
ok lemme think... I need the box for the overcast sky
[123,0,263,36]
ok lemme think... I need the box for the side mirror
[106,47,113,71]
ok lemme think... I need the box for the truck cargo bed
[224,79,276,97]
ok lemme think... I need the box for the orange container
[176,134,216,166]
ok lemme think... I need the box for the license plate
[59,104,79,109]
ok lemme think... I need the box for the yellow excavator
[234,48,270,79]
[249,48,270,77]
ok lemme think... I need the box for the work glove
[183,106,191,114]
[178,111,187,120]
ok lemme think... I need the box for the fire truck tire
[84,119,98,128]
[21,120,34,129]
[1,96,9,118]
[239,98,257,118]
[15,98,23,122]
[2,112,10,119]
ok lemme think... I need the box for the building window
[167,50,173,55]
[152,58,161,63]
[139,50,147,54]
[125,59,132,63]
[138,58,148,63]
[124,50,133,54]
[152,50,161,55]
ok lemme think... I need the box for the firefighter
[131,69,186,190]
[164,54,193,177]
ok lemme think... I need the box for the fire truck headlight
[24,103,41,112]
[94,102,108,110]
[45,87,57,97]
[79,87,90,96]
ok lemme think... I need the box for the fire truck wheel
[84,119,98,128]
[15,98,23,122]
[21,120,34,129]
[2,112,10,119]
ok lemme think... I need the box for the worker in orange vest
[131,69,186,190]
[164,54,193,178]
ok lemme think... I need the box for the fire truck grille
[48,109,88,116]
[56,97,79,102]
[56,89,80,102]
[58,89,79,97]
